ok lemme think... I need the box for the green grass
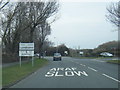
[106,60,120,64]
[76,56,116,60]
[0,67,2,88]
[95,57,115,59]
[79,57,97,59]
[2,58,48,87]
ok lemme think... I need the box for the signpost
[19,43,34,67]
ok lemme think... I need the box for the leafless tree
[33,21,51,58]
[0,0,9,10]
[106,2,120,28]
[1,0,59,61]
[26,1,59,42]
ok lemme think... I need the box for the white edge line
[88,67,97,72]
[102,73,120,83]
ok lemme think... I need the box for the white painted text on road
[45,67,88,77]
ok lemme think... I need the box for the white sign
[45,67,88,77]
[64,51,68,54]
[19,43,34,56]
[19,51,34,56]
[79,51,84,55]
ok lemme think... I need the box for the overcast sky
[48,0,118,49]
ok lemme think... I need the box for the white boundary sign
[19,43,34,56]
[19,43,34,67]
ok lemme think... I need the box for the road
[11,57,119,88]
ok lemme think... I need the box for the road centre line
[69,60,119,83]
[88,67,98,72]
[80,64,86,67]
[69,60,86,67]
[70,60,100,72]
[102,73,120,83]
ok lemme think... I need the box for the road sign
[79,51,84,55]
[19,43,34,67]
[19,43,34,56]
[19,51,34,56]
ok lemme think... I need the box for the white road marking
[88,67,98,72]
[65,71,74,76]
[74,71,88,76]
[80,64,86,67]
[68,60,119,83]
[45,67,89,77]
[102,73,120,83]
[55,72,64,77]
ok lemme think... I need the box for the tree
[57,44,70,56]
[93,41,118,56]
[0,0,9,10]
[33,21,51,58]
[24,1,59,42]
[1,1,60,62]
[106,2,120,28]
[80,49,93,57]
[1,3,20,54]
[1,1,59,53]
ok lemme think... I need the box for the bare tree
[33,21,51,58]
[1,3,19,54]
[106,2,120,28]
[1,0,60,62]
[0,0,9,10]
[26,1,59,42]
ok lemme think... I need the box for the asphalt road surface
[11,57,120,88]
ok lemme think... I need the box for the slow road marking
[45,67,88,77]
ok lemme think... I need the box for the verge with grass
[2,58,49,87]
[106,60,120,64]
[95,57,116,59]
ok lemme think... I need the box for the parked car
[34,53,39,57]
[53,53,62,61]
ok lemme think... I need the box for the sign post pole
[32,57,34,67]
[20,56,21,67]
[19,43,34,67]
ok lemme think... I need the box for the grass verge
[74,56,117,60]
[106,60,120,64]
[0,67,2,89]
[2,58,49,87]
[95,57,115,59]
